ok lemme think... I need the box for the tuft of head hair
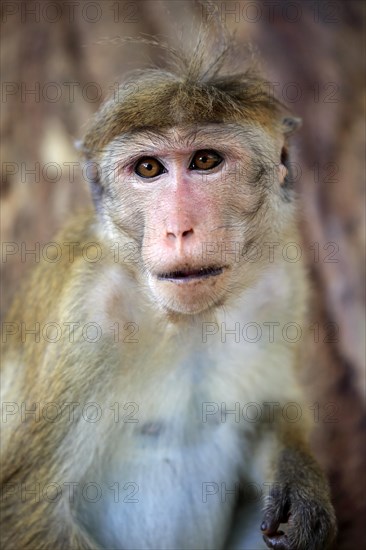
[83,23,288,158]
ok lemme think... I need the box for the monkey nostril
[166,228,194,239]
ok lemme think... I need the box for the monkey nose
[166,227,194,240]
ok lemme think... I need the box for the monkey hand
[260,450,337,550]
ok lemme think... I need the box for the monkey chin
[148,269,229,316]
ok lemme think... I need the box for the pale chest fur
[76,262,305,549]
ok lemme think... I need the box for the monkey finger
[261,516,280,535]
[263,532,291,550]
[261,508,288,535]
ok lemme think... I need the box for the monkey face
[99,124,293,315]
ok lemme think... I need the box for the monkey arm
[1,388,102,550]
[0,215,102,549]
[261,419,337,550]
[1,391,102,549]
[1,488,99,550]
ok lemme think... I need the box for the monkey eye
[134,157,166,178]
[189,150,223,171]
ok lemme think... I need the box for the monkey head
[82,59,301,316]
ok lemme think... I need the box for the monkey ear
[74,139,104,209]
[281,117,302,136]
[74,139,89,156]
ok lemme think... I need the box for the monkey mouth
[157,266,225,282]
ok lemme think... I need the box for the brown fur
[82,33,287,158]
[1,29,336,550]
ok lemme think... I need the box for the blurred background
[1,1,365,548]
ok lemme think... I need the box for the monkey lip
[157,266,225,282]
